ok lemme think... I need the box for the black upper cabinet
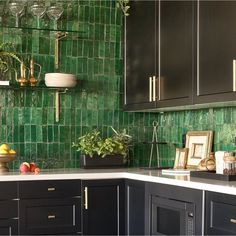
[124,0,157,110]
[196,1,236,103]
[82,179,125,236]
[124,0,195,111]
[159,0,194,107]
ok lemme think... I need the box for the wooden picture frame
[174,148,189,169]
[185,131,213,169]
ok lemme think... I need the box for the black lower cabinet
[0,182,18,236]
[18,180,82,235]
[125,179,145,235]
[206,191,236,235]
[0,219,18,236]
[145,182,203,235]
[82,179,125,235]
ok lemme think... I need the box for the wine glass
[8,1,25,27]
[29,1,46,28]
[46,3,63,30]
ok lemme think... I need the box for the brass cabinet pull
[48,187,56,191]
[233,60,236,92]
[48,215,56,219]
[149,76,153,102]
[230,218,236,224]
[153,76,156,102]
[84,187,88,210]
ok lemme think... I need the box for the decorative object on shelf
[54,32,68,69]
[16,61,28,86]
[29,58,42,87]
[185,131,213,169]
[117,0,130,16]
[223,153,236,175]
[44,73,77,87]
[174,148,189,169]
[29,0,46,28]
[73,127,132,168]
[46,2,64,30]
[8,0,26,27]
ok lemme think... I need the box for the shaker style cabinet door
[158,0,195,107]
[196,1,236,103]
[82,179,125,235]
[124,0,157,111]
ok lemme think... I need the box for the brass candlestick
[29,59,37,86]
[17,62,27,86]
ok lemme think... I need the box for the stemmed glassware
[29,1,46,28]
[46,2,64,30]
[8,1,25,27]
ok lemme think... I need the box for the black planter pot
[80,154,126,169]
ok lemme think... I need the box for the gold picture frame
[174,148,189,169]
[185,131,213,169]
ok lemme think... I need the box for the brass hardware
[47,187,56,191]
[28,59,41,87]
[84,187,88,210]
[153,76,156,102]
[17,62,28,86]
[149,77,152,102]
[233,60,236,92]
[55,32,68,69]
[48,215,56,219]
[55,89,68,122]
[230,218,236,224]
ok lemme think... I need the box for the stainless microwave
[151,195,195,235]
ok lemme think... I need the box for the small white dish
[45,73,77,88]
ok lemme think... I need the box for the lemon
[0,144,10,152]
[9,149,16,154]
[0,149,9,154]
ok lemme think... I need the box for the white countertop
[1,168,236,195]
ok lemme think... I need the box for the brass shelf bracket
[55,89,68,123]
[55,32,68,69]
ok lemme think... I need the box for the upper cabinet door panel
[197,1,236,103]
[125,0,157,110]
[159,0,194,105]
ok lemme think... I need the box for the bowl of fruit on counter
[0,143,16,173]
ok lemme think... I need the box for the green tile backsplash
[0,0,236,170]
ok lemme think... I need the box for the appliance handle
[149,76,153,102]
[233,60,236,92]
[153,76,156,101]
[84,187,88,210]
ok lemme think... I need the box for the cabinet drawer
[19,198,81,235]
[0,219,18,236]
[0,200,18,219]
[206,191,236,235]
[19,180,81,199]
[0,182,17,200]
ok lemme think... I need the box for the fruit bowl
[0,154,16,173]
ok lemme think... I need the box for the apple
[19,162,30,173]
[29,162,37,172]
[34,167,40,174]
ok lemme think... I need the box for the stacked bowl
[45,73,77,87]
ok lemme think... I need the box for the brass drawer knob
[230,219,236,224]
[47,187,56,191]
[48,215,56,219]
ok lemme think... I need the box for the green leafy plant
[0,42,21,73]
[73,127,132,158]
[117,0,130,16]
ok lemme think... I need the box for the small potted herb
[73,127,132,168]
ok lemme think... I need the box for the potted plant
[0,42,21,83]
[73,127,132,168]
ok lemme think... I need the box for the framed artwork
[174,148,189,169]
[185,131,213,169]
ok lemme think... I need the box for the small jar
[223,155,236,175]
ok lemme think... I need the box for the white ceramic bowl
[45,73,77,88]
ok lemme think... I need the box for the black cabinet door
[196,1,236,103]
[125,180,145,235]
[158,0,195,107]
[124,0,157,111]
[206,191,236,235]
[82,179,124,235]
[0,219,18,236]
